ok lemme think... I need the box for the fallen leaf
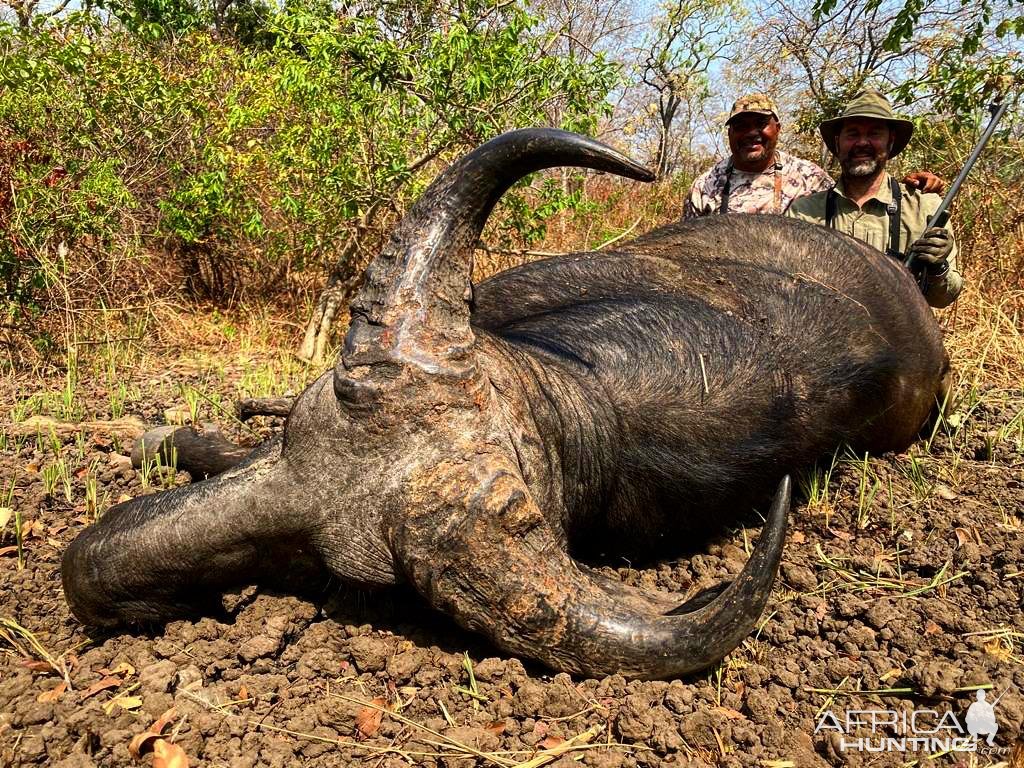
[152,708,179,732]
[117,494,132,504]
[104,695,143,715]
[935,485,958,500]
[25,462,39,473]
[879,668,901,682]
[531,721,549,738]
[790,531,806,544]
[81,676,122,700]
[20,520,44,539]
[485,720,506,735]
[814,602,828,621]
[74,515,92,525]
[152,739,189,768]
[0,507,12,530]
[47,537,63,548]
[99,662,136,677]
[831,529,854,542]
[20,659,53,673]
[924,620,942,635]
[954,528,971,547]
[985,638,1012,662]
[237,684,248,700]
[711,706,746,720]
[37,681,67,703]
[129,708,179,760]
[42,166,68,188]
[0,546,18,557]
[355,697,386,738]
[540,736,565,749]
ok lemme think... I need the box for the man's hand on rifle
[903,171,945,194]
[908,227,953,275]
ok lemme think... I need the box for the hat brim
[820,115,914,157]
[725,109,779,126]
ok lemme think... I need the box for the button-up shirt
[787,172,963,308]
[683,150,835,217]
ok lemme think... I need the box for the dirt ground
[1,352,1022,768]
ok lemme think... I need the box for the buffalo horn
[341,129,654,380]
[399,468,790,679]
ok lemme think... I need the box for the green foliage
[0,0,617,349]
[813,0,1024,55]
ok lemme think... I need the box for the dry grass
[942,285,1024,391]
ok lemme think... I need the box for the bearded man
[787,90,963,308]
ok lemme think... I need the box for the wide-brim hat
[819,89,914,157]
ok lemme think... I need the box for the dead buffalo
[61,129,947,680]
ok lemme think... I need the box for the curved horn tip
[482,127,656,184]
[770,474,792,527]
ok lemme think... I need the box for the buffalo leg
[237,396,294,421]
[131,425,252,479]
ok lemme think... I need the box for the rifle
[904,95,1010,272]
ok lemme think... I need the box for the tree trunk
[297,278,350,364]
[297,205,383,364]
[656,93,679,181]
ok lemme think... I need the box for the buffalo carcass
[61,129,947,680]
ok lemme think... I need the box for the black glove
[908,227,952,273]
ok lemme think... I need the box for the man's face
[837,117,893,178]
[727,113,780,170]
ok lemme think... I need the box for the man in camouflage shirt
[684,94,942,218]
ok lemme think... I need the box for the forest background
[0,0,1021,381]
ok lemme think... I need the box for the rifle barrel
[926,99,1010,230]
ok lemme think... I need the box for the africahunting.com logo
[815,689,1007,753]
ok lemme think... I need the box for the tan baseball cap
[725,94,779,126]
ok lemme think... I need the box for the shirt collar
[834,171,893,206]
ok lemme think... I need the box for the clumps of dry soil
[1,368,1022,767]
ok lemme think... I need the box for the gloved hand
[908,227,952,272]
[903,172,945,194]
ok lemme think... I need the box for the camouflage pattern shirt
[683,151,835,218]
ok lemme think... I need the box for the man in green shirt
[787,90,963,308]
